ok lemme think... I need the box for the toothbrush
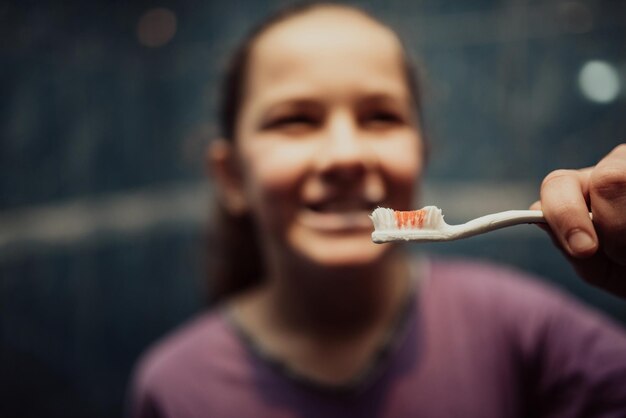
[370,206,546,243]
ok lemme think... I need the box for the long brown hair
[208,2,426,303]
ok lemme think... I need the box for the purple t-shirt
[128,258,626,418]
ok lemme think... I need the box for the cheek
[374,135,423,197]
[240,140,315,208]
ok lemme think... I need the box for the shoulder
[421,256,591,339]
[128,308,243,414]
[424,256,566,309]
[421,257,626,414]
[137,309,232,380]
[422,255,626,349]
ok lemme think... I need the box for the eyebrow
[264,92,406,109]
[358,92,409,106]
[260,99,323,116]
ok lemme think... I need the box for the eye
[361,110,405,129]
[263,114,320,132]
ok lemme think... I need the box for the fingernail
[567,230,596,255]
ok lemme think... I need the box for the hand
[531,144,626,298]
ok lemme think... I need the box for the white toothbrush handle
[447,210,545,239]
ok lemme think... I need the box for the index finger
[540,168,597,258]
[589,144,626,264]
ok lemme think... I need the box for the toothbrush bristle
[370,206,444,231]
[395,210,427,228]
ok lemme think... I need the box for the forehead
[246,8,408,99]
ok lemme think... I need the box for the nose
[316,112,371,183]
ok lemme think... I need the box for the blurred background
[1,0,625,416]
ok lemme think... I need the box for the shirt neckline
[221,257,426,397]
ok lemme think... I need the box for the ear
[207,139,249,216]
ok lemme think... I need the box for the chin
[291,232,392,269]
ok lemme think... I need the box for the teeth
[310,200,375,213]
[300,207,373,231]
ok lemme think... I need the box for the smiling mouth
[300,200,379,231]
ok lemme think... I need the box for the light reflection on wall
[136,7,177,48]
[578,60,621,104]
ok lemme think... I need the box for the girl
[130,3,626,417]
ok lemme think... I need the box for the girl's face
[222,8,423,270]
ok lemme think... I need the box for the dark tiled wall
[2,0,625,416]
